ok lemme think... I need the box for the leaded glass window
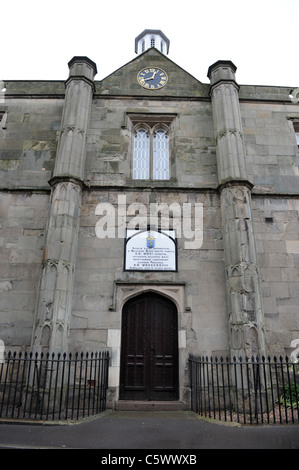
[153,129,169,179]
[129,114,175,180]
[133,125,170,180]
[133,128,150,179]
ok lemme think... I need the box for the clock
[137,67,168,90]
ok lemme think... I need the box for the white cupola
[135,29,170,56]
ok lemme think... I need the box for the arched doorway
[119,292,179,401]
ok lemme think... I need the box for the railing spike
[0,350,110,422]
[188,353,295,426]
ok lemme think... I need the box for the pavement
[0,410,299,451]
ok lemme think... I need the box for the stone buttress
[31,57,97,353]
[208,61,267,358]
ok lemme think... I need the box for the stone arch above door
[107,282,190,403]
[113,282,187,324]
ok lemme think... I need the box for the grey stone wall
[0,97,63,189]
[70,189,228,355]
[253,196,299,356]
[241,102,299,194]
[0,49,299,364]
[0,192,49,347]
[85,98,217,188]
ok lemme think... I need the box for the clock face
[137,67,168,90]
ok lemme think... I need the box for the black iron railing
[189,355,299,425]
[0,351,110,421]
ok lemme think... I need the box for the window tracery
[128,114,176,180]
[132,123,170,180]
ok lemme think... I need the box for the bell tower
[135,29,170,55]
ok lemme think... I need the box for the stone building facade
[1,30,299,407]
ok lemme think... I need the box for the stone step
[115,400,187,411]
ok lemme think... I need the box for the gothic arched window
[129,114,176,180]
[132,125,170,180]
[151,37,155,48]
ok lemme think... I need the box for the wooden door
[120,292,178,401]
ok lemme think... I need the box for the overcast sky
[1,0,298,87]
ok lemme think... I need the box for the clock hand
[144,71,158,81]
